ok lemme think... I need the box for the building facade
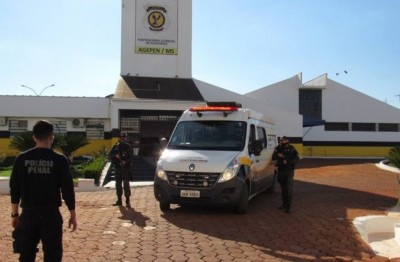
[245,73,400,157]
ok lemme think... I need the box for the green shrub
[0,156,16,168]
[387,146,400,169]
[81,154,107,184]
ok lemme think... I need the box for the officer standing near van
[273,136,299,213]
[109,133,133,208]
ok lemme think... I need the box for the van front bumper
[154,176,245,207]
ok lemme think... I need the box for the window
[352,123,376,131]
[50,121,67,134]
[299,89,322,119]
[120,117,140,135]
[248,124,256,154]
[257,126,267,148]
[86,120,104,139]
[379,123,399,132]
[168,121,247,151]
[9,120,28,137]
[325,122,349,131]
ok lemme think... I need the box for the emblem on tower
[147,6,167,31]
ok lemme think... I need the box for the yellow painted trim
[0,137,391,158]
[302,146,390,157]
[0,138,19,156]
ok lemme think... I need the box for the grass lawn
[0,169,12,177]
[0,170,79,187]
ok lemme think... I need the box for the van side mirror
[160,137,168,149]
[253,140,263,156]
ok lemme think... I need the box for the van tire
[160,201,170,211]
[235,184,249,214]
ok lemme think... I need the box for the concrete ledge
[75,178,108,192]
[0,177,9,194]
[376,160,400,174]
[0,177,109,194]
[103,181,153,189]
[388,206,400,218]
[353,215,400,259]
[78,178,95,188]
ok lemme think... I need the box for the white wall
[303,78,400,142]
[244,73,400,143]
[245,74,302,113]
[323,79,400,122]
[121,0,192,78]
[195,79,303,138]
[0,96,110,118]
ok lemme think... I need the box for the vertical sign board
[135,0,178,55]
[121,0,192,78]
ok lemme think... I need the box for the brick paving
[1,159,400,261]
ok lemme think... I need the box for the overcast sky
[1,0,399,108]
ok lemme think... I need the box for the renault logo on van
[189,164,195,171]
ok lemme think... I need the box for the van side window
[257,127,267,148]
[248,124,256,154]
[267,134,277,149]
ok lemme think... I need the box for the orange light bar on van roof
[189,106,239,112]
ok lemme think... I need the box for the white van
[153,102,278,213]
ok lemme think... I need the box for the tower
[120,0,202,100]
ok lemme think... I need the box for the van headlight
[218,158,240,183]
[156,166,167,181]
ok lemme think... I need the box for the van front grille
[166,172,220,188]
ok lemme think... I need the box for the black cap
[280,136,288,141]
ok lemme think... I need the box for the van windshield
[168,121,247,151]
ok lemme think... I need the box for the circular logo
[189,164,195,171]
[148,11,165,29]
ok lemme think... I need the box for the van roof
[183,103,274,125]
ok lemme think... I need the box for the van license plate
[180,190,200,198]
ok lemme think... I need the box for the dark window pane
[257,127,267,148]
[299,89,322,119]
[325,122,349,131]
[379,123,399,132]
[352,123,376,131]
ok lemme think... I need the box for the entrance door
[119,109,183,181]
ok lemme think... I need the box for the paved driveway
[1,159,399,261]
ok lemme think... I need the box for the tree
[56,133,90,159]
[387,146,400,169]
[9,132,35,152]
[9,132,90,159]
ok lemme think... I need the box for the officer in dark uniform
[273,136,299,213]
[109,133,133,207]
[9,120,77,261]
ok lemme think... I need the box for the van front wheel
[235,185,249,214]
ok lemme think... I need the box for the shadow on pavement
[161,178,396,261]
[118,206,150,228]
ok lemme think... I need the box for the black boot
[113,197,122,206]
[126,197,131,208]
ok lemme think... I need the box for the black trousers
[277,168,295,209]
[115,165,131,198]
[18,208,63,262]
